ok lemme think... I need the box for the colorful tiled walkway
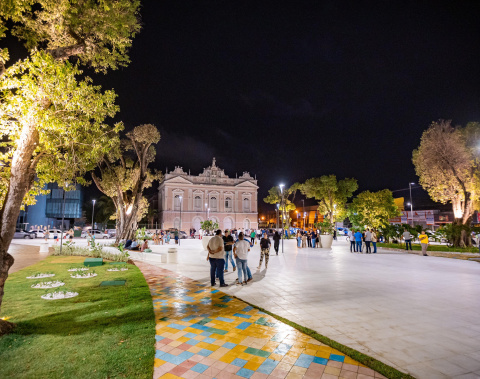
[136,262,386,379]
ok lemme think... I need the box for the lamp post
[59,183,69,255]
[409,182,414,226]
[296,210,299,227]
[276,203,280,230]
[92,199,96,231]
[279,184,285,254]
[301,199,305,229]
[205,202,208,221]
[179,196,182,246]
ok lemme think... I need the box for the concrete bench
[129,250,167,263]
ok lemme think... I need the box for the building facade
[17,183,83,230]
[158,158,258,231]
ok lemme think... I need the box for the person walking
[250,230,256,245]
[348,229,356,252]
[403,228,412,250]
[233,232,251,285]
[354,229,363,253]
[311,230,317,248]
[207,230,228,287]
[223,230,236,272]
[365,228,372,253]
[174,229,179,244]
[296,231,302,248]
[307,231,312,247]
[273,231,281,255]
[418,230,429,256]
[372,230,377,253]
[258,233,271,269]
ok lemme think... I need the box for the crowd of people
[206,229,282,287]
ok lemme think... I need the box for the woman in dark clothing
[273,231,281,255]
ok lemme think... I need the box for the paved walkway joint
[136,261,386,379]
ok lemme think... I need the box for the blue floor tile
[236,368,254,378]
[217,316,235,322]
[186,339,200,346]
[329,354,345,362]
[313,356,328,365]
[184,333,197,338]
[191,363,209,373]
[223,342,237,349]
[242,306,253,312]
[167,323,187,330]
[257,358,279,374]
[155,335,165,342]
[236,322,252,330]
[234,313,252,319]
[203,337,216,344]
[231,358,248,367]
[198,349,213,357]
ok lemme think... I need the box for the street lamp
[303,211,307,230]
[179,195,182,246]
[59,183,69,255]
[92,199,96,231]
[301,199,305,229]
[279,184,285,254]
[205,202,208,221]
[276,203,280,230]
[409,182,414,226]
[296,210,299,227]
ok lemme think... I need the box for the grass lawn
[0,256,155,379]
[378,242,479,253]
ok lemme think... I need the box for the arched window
[243,197,250,212]
[194,196,201,211]
[174,195,181,211]
[225,197,232,211]
[210,197,217,211]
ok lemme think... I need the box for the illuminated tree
[412,120,480,246]
[348,189,399,230]
[300,175,357,225]
[92,124,162,242]
[263,183,301,229]
[0,0,141,334]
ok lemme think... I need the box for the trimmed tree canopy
[348,189,399,230]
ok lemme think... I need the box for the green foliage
[264,183,301,228]
[52,244,129,262]
[0,0,141,73]
[0,256,154,378]
[314,220,334,235]
[0,51,122,206]
[135,227,151,241]
[301,175,358,224]
[200,220,219,234]
[92,124,163,241]
[413,120,480,226]
[349,189,400,230]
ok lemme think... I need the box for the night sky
[6,1,480,211]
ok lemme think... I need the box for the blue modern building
[17,183,84,230]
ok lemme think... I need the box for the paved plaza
[9,238,480,378]
[149,239,480,379]
[137,261,383,379]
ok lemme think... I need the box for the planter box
[320,234,333,249]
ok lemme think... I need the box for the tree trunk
[0,123,39,319]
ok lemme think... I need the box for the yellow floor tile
[344,356,360,365]
[269,353,284,361]
[244,361,262,371]
[177,336,189,343]
[187,346,201,353]
[290,366,307,375]
[154,358,166,367]
[160,374,179,379]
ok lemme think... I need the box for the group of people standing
[296,229,322,248]
[207,230,278,287]
[348,229,378,253]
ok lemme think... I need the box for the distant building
[158,158,258,231]
[17,183,83,230]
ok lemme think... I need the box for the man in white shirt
[348,230,356,252]
[207,230,227,287]
[364,229,372,253]
[403,229,412,250]
[233,232,251,285]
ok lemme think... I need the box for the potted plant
[317,220,334,249]
[200,220,219,251]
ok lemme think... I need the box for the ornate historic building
[158,158,258,231]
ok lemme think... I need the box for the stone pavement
[141,239,480,379]
[8,242,48,273]
[136,261,386,379]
